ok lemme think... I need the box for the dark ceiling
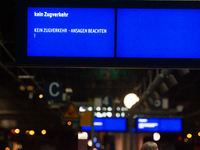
[1,0,200,143]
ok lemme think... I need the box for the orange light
[15,128,20,134]
[39,94,43,99]
[25,130,29,134]
[187,133,192,139]
[41,130,46,135]
[11,129,15,134]
[198,132,200,137]
[5,147,10,150]
[67,121,72,126]
[29,130,35,135]
[184,138,188,143]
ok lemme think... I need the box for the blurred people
[140,141,159,150]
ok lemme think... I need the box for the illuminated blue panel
[94,118,104,131]
[104,118,127,131]
[117,9,200,58]
[27,7,115,57]
[81,118,127,132]
[137,118,159,132]
[136,118,182,132]
[160,118,182,132]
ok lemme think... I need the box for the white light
[102,107,107,111]
[79,106,86,112]
[121,107,126,111]
[116,113,120,117]
[88,107,93,111]
[107,112,112,117]
[138,118,148,123]
[107,107,112,111]
[96,107,101,111]
[96,112,102,118]
[116,107,120,111]
[88,140,92,147]
[78,132,88,140]
[102,112,107,117]
[124,93,139,109]
[153,132,161,141]
[94,122,103,126]
[121,112,125,117]
[138,123,158,129]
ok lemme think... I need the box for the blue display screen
[136,118,182,132]
[81,117,127,132]
[27,7,115,57]
[117,9,200,58]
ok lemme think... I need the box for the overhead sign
[17,0,200,68]
[136,118,182,132]
[61,102,80,120]
[81,117,127,132]
[43,82,62,100]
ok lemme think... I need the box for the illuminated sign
[136,118,182,132]
[27,7,115,57]
[17,1,200,68]
[117,8,200,59]
[81,117,127,132]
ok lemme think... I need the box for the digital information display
[117,9,200,58]
[17,1,200,68]
[136,118,182,132]
[81,117,127,132]
[28,7,115,57]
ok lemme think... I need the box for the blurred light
[67,121,72,126]
[121,112,125,117]
[116,107,120,111]
[39,94,43,99]
[184,138,188,142]
[41,130,46,135]
[116,113,120,117]
[124,93,139,109]
[96,143,101,149]
[187,133,192,139]
[93,137,97,144]
[14,128,20,134]
[101,145,105,149]
[102,107,106,111]
[178,136,182,141]
[96,107,101,111]
[65,88,73,93]
[18,75,34,79]
[5,147,10,150]
[29,130,35,135]
[27,85,34,91]
[93,148,97,150]
[96,112,102,118]
[88,107,93,111]
[88,139,92,147]
[11,129,15,134]
[78,132,88,140]
[107,107,112,111]
[79,106,86,112]
[17,144,23,149]
[198,132,200,137]
[102,112,107,117]
[19,85,26,91]
[153,132,161,141]
[25,130,29,134]
[106,112,112,117]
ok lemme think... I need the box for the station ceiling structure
[1,0,200,138]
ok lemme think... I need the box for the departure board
[28,7,115,57]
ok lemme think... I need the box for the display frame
[16,0,200,68]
